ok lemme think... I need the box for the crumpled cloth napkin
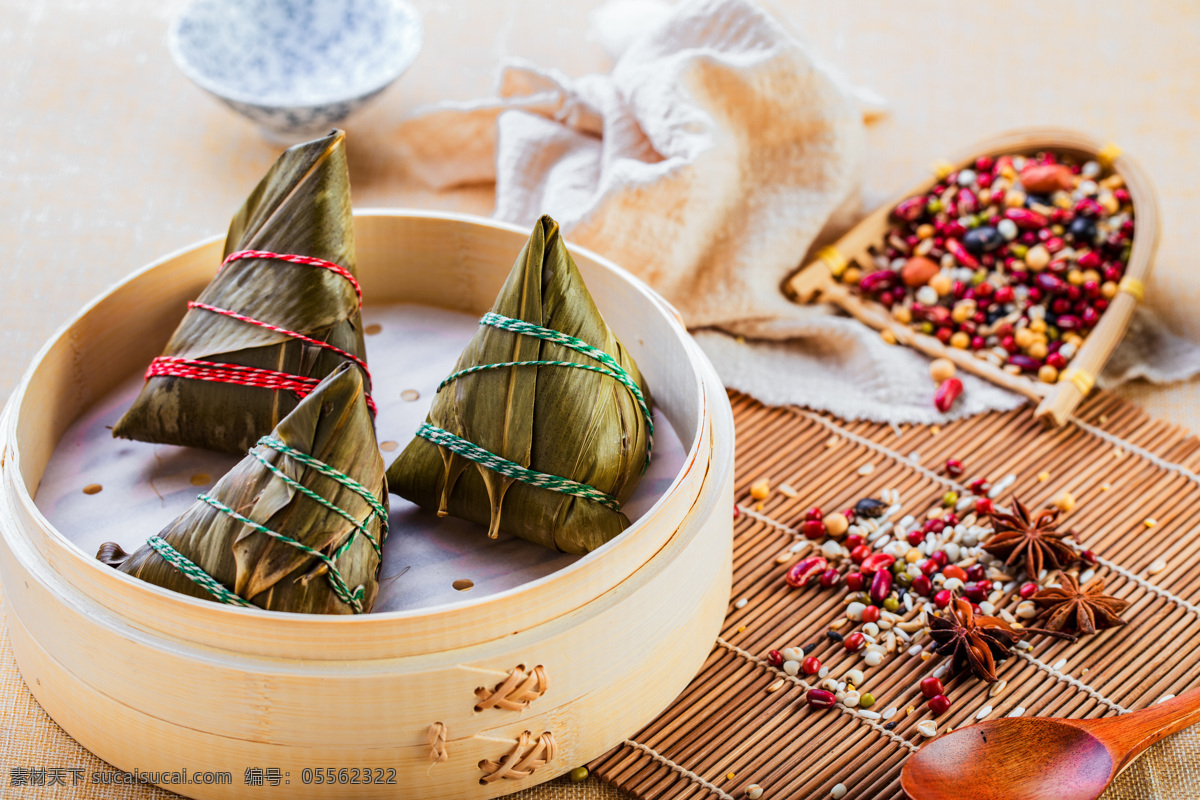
[395,0,1200,423]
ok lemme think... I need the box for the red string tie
[221,249,362,306]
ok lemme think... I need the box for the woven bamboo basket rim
[786,126,1161,426]
[0,209,719,658]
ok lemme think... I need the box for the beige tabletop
[2,1,1199,798]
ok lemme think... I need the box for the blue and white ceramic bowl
[169,0,423,144]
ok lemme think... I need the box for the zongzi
[112,129,372,454]
[99,363,388,614]
[386,215,652,555]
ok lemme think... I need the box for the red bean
[807,689,837,709]
[860,553,897,574]
[942,565,967,582]
[920,677,944,699]
[768,649,784,667]
[801,519,827,540]
[786,556,829,588]
[861,605,881,624]
[929,695,952,716]
[870,569,893,604]
[934,589,953,609]
[802,656,822,675]
[818,568,842,588]
[934,378,964,412]
[845,572,866,592]
[946,238,979,269]
[912,575,933,596]
[964,582,987,603]
[1019,582,1039,600]
[805,507,823,521]
[843,632,866,652]
[850,545,872,564]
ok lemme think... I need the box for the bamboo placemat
[592,390,1200,800]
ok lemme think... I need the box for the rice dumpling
[386,215,652,555]
[99,363,388,614]
[112,129,371,454]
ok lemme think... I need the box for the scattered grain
[779,483,799,499]
[857,463,875,476]
[735,597,749,609]
[917,720,938,738]
[1148,558,1168,575]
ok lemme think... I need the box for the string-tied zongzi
[387,215,652,555]
[113,130,373,454]
[143,249,375,414]
[100,363,388,614]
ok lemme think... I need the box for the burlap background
[3,0,1200,797]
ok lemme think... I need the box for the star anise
[983,497,1078,577]
[928,597,1023,683]
[1033,573,1130,636]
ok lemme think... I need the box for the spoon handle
[1084,687,1200,770]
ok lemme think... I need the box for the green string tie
[252,436,388,560]
[416,423,621,511]
[197,493,366,612]
[466,312,653,464]
[147,535,253,607]
[148,438,383,613]
[421,311,653,511]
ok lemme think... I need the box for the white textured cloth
[394,0,1200,423]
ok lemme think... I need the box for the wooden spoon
[900,689,1200,800]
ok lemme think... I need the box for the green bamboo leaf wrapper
[387,215,651,554]
[99,363,388,614]
[112,129,369,453]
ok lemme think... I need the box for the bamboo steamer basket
[787,127,1159,426]
[0,210,735,799]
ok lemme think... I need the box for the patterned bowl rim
[166,0,425,109]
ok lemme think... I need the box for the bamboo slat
[592,390,1200,800]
